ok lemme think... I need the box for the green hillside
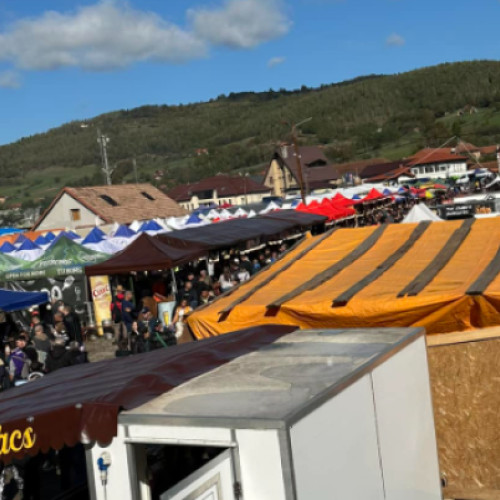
[2,60,500,207]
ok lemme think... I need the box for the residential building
[407,149,468,179]
[263,145,338,196]
[167,175,271,210]
[32,183,186,231]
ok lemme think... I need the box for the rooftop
[33,183,186,229]
[121,327,423,428]
[408,149,468,166]
[167,175,270,202]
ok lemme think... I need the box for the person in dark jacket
[45,338,71,373]
[115,339,132,357]
[67,341,88,366]
[63,306,82,343]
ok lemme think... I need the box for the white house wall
[410,161,467,180]
[37,192,103,231]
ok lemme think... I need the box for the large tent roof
[0,288,49,312]
[188,218,500,338]
[0,325,295,464]
[161,211,326,250]
[85,233,208,276]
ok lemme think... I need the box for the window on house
[99,194,118,206]
[70,209,81,221]
[141,191,155,201]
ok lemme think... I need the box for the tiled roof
[332,158,390,179]
[33,183,186,229]
[407,149,467,166]
[478,145,498,156]
[365,166,415,182]
[167,175,270,202]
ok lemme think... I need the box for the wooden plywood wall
[427,335,500,492]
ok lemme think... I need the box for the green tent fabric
[0,252,27,276]
[3,236,109,280]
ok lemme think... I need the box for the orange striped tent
[188,218,500,338]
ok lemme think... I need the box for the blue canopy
[45,232,56,242]
[186,213,203,225]
[0,289,49,312]
[82,227,105,244]
[352,194,361,200]
[34,235,49,246]
[114,225,136,238]
[18,239,41,251]
[139,220,163,232]
[65,230,80,240]
[0,228,23,237]
[0,241,16,253]
[382,188,393,196]
[14,233,28,245]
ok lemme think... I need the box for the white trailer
[87,327,441,500]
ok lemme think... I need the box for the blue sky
[0,0,499,145]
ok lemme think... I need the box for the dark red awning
[0,325,297,464]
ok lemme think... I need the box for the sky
[0,0,499,145]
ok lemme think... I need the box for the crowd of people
[0,303,87,390]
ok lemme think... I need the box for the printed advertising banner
[7,275,87,318]
[89,275,112,335]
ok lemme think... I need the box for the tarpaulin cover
[85,233,208,276]
[81,227,105,244]
[188,219,500,338]
[0,324,296,464]
[162,211,325,250]
[3,236,109,280]
[0,288,49,312]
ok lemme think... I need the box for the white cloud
[189,0,291,49]
[0,70,21,88]
[0,1,206,71]
[386,33,405,47]
[267,56,286,68]
[0,1,292,73]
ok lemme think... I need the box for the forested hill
[3,60,500,207]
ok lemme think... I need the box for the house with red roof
[407,148,468,179]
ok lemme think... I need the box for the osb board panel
[428,338,500,491]
[444,487,500,500]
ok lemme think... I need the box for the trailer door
[161,449,236,500]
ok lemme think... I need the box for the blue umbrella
[0,289,49,312]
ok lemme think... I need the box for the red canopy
[361,188,385,202]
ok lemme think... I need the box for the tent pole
[170,268,178,297]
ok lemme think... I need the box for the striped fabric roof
[188,218,500,338]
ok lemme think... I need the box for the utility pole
[133,158,138,183]
[97,129,114,185]
[290,117,312,204]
